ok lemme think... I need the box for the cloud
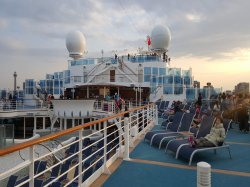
[0,19,7,28]
[0,0,250,90]
[185,13,204,23]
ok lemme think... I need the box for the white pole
[43,117,45,130]
[124,117,130,160]
[23,117,26,139]
[136,89,138,107]
[34,117,37,136]
[139,88,142,106]
[29,146,35,187]
[78,129,83,183]
[197,162,211,187]
[103,121,111,174]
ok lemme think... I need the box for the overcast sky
[0,0,250,91]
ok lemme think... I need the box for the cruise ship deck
[1,101,250,187]
[100,120,250,187]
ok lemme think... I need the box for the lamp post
[13,72,17,93]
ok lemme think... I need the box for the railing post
[136,110,139,133]
[118,116,123,157]
[111,102,114,113]
[98,122,101,131]
[34,116,37,136]
[101,100,104,110]
[141,108,146,134]
[43,117,46,130]
[147,105,149,127]
[155,104,158,126]
[103,121,111,174]
[29,146,35,187]
[78,129,83,183]
[124,117,130,160]
[129,110,135,147]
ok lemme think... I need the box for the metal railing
[0,104,156,187]
[0,99,46,111]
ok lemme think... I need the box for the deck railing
[0,104,157,187]
[0,99,46,111]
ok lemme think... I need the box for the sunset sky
[0,0,249,91]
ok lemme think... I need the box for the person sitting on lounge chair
[189,116,225,147]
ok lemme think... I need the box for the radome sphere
[150,25,171,52]
[66,30,86,59]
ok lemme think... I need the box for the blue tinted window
[54,89,60,94]
[60,80,63,88]
[144,75,151,82]
[186,88,195,101]
[152,68,158,75]
[159,68,166,75]
[54,80,59,87]
[54,72,59,79]
[59,72,63,79]
[158,77,163,84]
[174,76,182,84]
[151,76,157,83]
[174,86,183,94]
[65,77,70,84]
[163,86,173,94]
[144,67,151,74]
[168,76,173,84]
[183,76,191,85]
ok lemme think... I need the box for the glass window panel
[144,75,151,82]
[159,68,166,75]
[144,67,151,74]
[152,68,158,75]
[163,86,173,94]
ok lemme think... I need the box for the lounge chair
[144,112,184,144]
[151,112,195,149]
[7,160,48,187]
[6,175,18,187]
[166,116,215,155]
[177,119,232,165]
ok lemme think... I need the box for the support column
[23,117,26,139]
[43,117,45,130]
[64,118,67,130]
[34,116,37,136]
[29,146,35,187]
[87,86,89,99]
[60,118,63,130]
[124,117,130,160]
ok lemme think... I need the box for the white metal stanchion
[103,121,111,174]
[197,162,211,187]
[78,129,83,184]
[29,146,35,187]
[124,117,130,160]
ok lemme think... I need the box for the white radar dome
[150,25,171,53]
[66,30,86,59]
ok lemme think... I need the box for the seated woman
[189,116,225,147]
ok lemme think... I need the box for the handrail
[0,104,153,156]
